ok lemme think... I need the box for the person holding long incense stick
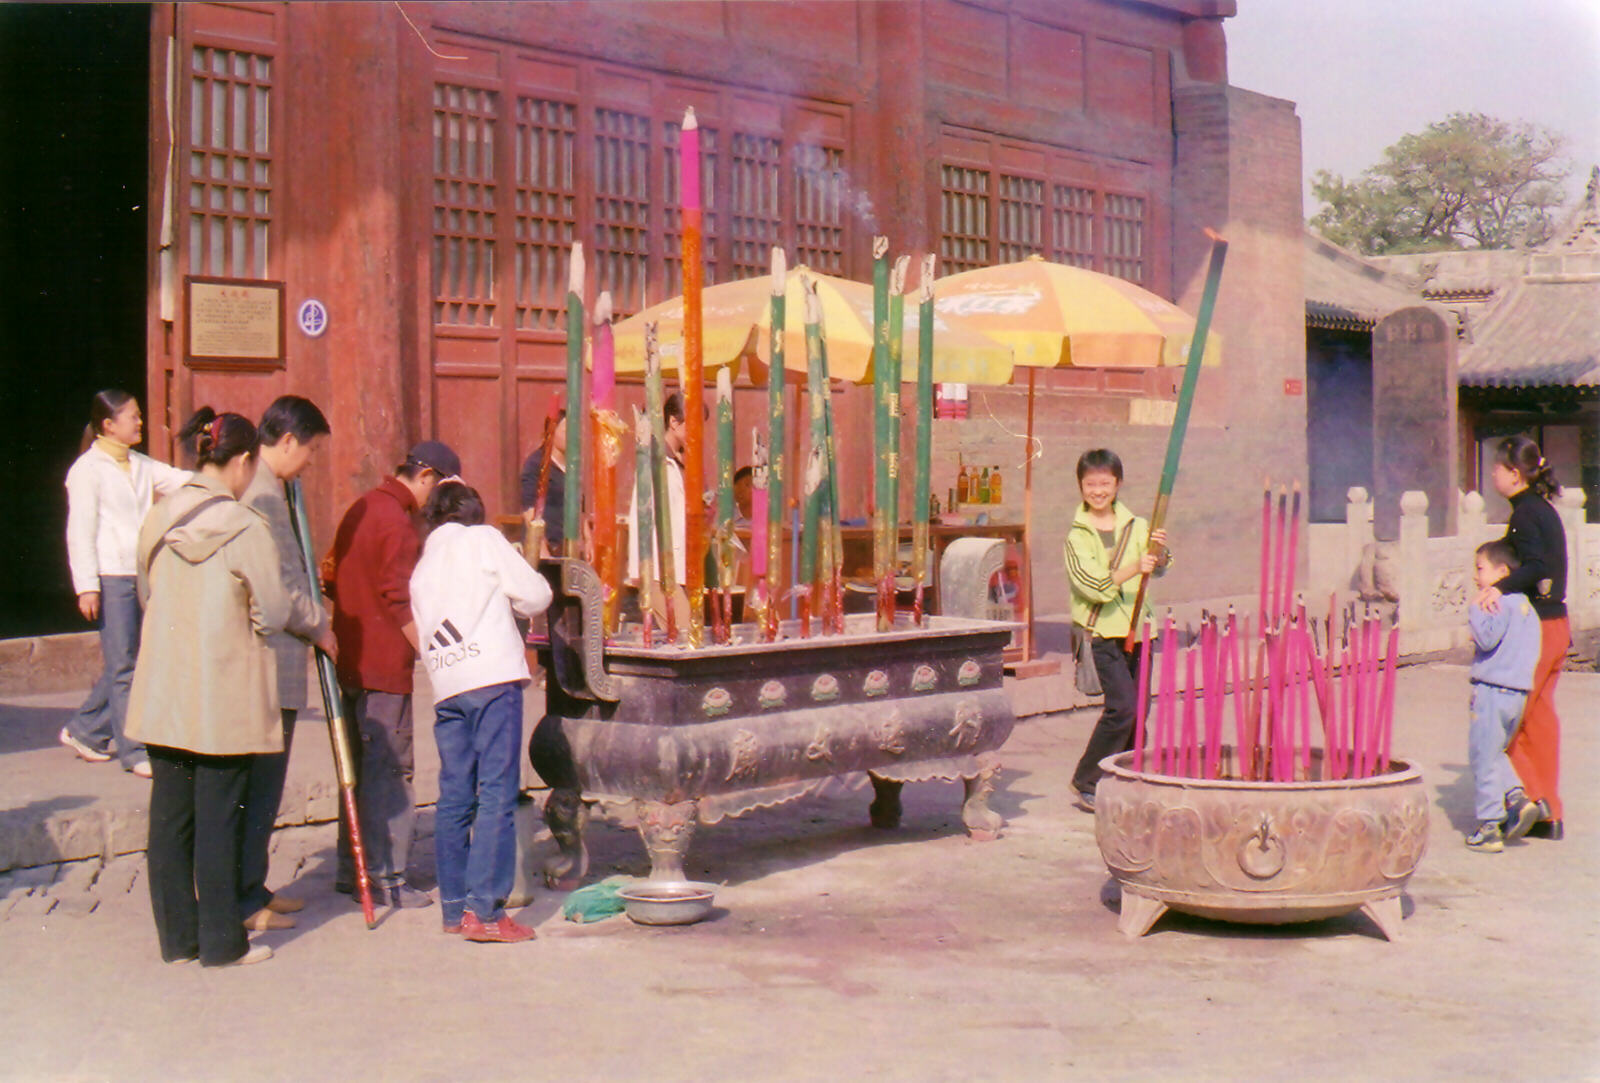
[236,397,336,932]
[1064,449,1169,811]
[1475,436,1569,841]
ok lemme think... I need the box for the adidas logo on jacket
[409,523,553,704]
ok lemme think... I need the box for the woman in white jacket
[61,390,188,775]
[412,481,552,944]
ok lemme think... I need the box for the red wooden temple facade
[143,0,1304,613]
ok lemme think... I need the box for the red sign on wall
[1283,378,1304,396]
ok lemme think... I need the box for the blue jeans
[1470,681,1525,823]
[66,575,146,769]
[432,682,524,925]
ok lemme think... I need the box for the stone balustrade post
[1556,488,1589,627]
[1397,491,1430,643]
[1346,486,1373,593]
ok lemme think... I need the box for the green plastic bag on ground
[561,876,630,923]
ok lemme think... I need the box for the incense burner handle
[542,557,621,703]
[1238,814,1286,880]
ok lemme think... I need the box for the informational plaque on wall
[185,276,285,370]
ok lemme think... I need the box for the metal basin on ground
[1094,749,1429,940]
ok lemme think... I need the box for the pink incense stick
[1158,614,1178,774]
[1305,625,1333,777]
[1377,622,1398,773]
[1280,626,1298,781]
[1258,480,1271,630]
[1284,482,1301,625]
[1341,639,1356,779]
[1364,617,1384,776]
[1270,487,1287,630]
[1246,640,1267,780]
[1230,615,1248,777]
[1181,647,1198,779]
[1203,619,1222,779]
[1298,625,1313,779]
[1133,619,1152,773]
[1352,622,1369,778]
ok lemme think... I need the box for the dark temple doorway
[0,4,150,636]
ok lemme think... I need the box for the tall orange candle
[679,106,707,647]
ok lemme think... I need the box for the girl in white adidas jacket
[411,481,552,943]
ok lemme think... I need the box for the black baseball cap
[405,440,461,478]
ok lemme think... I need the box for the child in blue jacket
[1465,539,1542,852]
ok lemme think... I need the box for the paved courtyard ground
[1,663,1596,1081]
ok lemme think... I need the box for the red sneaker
[461,912,536,943]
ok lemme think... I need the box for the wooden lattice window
[663,120,719,299]
[997,175,1045,263]
[513,96,577,332]
[594,108,651,316]
[794,143,846,275]
[1051,184,1096,269]
[1103,192,1146,285]
[188,45,272,279]
[939,164,990,273]
[728,132,781,281]
[432,84,499,326]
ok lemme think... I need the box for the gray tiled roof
[1459,273,1600,388]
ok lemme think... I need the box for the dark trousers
[1071,636,1144,794]
[238,709,296,914]
[336,689,416,889]
[146,744,252,966]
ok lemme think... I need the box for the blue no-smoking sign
[296,298,328,338]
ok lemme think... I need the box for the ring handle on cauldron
[1238,813,1286,880]
[541,558,622,703]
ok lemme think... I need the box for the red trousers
[1508,616,1568,820]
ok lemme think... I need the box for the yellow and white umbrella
[935,254,1221,369]
[612,267,1013,385]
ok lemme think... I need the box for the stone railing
[1327,487,1595,655]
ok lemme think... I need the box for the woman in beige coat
[126,410,290,967]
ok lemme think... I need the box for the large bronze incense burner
[529,559,1016,885]
[1095,749,1429,941]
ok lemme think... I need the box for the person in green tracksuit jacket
[1062,448,1169,809]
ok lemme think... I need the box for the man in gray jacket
[237,396,335,930]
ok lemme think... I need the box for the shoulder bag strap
[1083,519,1137,632]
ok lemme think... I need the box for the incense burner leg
[868,773,903,830]
[636,798,698,881]
[961,760,1004,841]
[541,788,590,892]
[1361,895,1405,942]
[1117,888,1168,939]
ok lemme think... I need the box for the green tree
[1311,113,1569,255]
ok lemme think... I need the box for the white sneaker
[59,727,112,763]
[130,760,153,779]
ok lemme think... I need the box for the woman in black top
[1475,435,1568,839]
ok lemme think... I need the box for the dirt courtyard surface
[2,663,1596,1081]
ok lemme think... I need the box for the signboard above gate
[185,276,285,371]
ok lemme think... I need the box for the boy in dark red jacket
[325,441,459,908]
